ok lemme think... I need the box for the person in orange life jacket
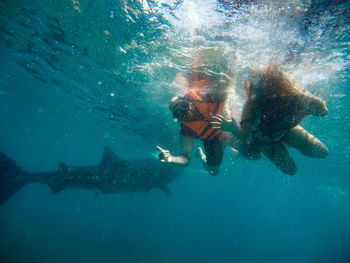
[211,65,329,175]
[156,69,238,176]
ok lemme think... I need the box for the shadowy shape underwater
[0,146,184,204]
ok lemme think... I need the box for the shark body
[0,146,183,204]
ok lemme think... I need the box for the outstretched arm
[156,135,194,166]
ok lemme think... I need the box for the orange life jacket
[181,80,225,141]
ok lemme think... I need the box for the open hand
[211,114,235,132]
[156,146,172,163]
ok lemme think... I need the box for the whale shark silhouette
[0,146,184,204]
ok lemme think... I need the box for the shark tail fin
[0,153,27,205]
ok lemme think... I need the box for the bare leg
[283,125,329,158]
[261,142,297,175]
[197,146,207,163]
[197,147,220,176]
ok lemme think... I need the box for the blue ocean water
[0,0,349,262]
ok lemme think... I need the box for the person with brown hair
[211,65,329,175]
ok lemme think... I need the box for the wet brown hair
[248,65,301,100]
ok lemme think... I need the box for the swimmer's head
[246,66,285,100]
[245,70,265,100]
[169,96,194,121]
[190,44,235,76]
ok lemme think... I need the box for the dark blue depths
[0,0,349,262]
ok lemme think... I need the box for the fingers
[217,114,230,121]
[211,115,225,131]
[211,116,223,125]
[211,116,222,123]
[156,146,171,162]
[211,114,224,122]
[212,114,231,124]
[210,121,222,126]
[211,114,231,131]
[210,121,222,130]
[156,146,166,152]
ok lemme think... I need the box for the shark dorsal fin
[100,146,121,167]
[50,184,64,194]
[58,162,69,173]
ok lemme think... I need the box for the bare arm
[222,73,237,119]
[211,100,257,141]
[238,100,258,139]
[156,135,194,166]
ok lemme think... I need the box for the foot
[197,147,207,162]
[229,147,240,163]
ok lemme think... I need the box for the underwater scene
[0,0,349,262]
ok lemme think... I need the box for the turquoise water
[0,0,349,262]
